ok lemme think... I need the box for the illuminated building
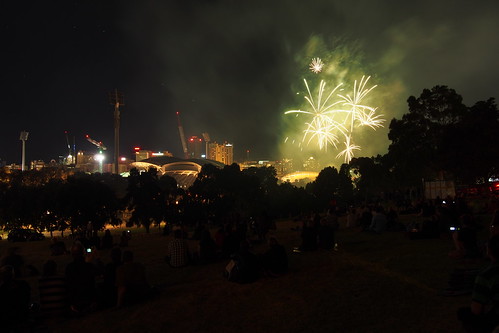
[187,136,204,159]
[303,157,320,171]
[30,160,46,171]
[134,147,173,162]
[207,142,233,165]
[239,159,293,179]
[76,151,112,173]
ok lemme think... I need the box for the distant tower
[109,89,124,174]
[187,136,203,159]
[20,130,29,171]
[202,132,211,159]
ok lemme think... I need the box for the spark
[336,135,361,163]
[309,57,324,73]
[285,76,384,163]
[285,79,345,151]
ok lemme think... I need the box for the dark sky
[2,0,499,165]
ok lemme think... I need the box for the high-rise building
[134,148,173,162]
[207,142,233,165]
[187,136,204,159]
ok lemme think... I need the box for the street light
[20,131,29,171]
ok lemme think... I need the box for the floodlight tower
[20,131,29,171]
[109,89,124,174]
[202,132,211,160]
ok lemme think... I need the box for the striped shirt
[38,275,68,317]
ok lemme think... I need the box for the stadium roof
[129,157,226,188]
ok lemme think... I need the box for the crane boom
[85,134,107,151]
[176,111,189,159]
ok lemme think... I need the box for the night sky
[2,0,499,165]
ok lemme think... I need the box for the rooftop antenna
[109,89,124,174]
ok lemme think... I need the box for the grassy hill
[1,214,491,333]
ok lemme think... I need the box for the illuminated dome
[130,157,225,188]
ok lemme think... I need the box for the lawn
[1,213,491,333]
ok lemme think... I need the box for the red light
[190,138,194,142]
[134,147,140,151]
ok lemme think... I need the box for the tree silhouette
[388,86,467,185]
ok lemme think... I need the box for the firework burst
[286,76,384,163]
[309,57,324,73]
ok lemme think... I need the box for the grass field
[1,213,492,333]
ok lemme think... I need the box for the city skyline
[2,1,498,165]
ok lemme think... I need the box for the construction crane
[64,131,76,165]
[85,134,106,173]
[85,134,107,153]
[176,111,189,159]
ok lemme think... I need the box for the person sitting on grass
[101,229,114,249]
[367,206,388,234]
[318,216,335,250]
[116,250,152,307]
[457,235,499,332]
[0,265,31,332]
[299,219,318,252]
[227,240,260,284]
[50,237,67,256]
[260,237,288,277]
[38,260,68,323]
[101,247,122,308]
[166,229,190,268]
[489,210,499,238]
[0,247,25,278]
[198,229,217,264]
[65,242,97,315]
[449,214,481,259]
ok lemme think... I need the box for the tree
[349,156,391,203]
[387,86,467,186]
[58,173,120,233]
[441,98,499,182]
[306,166,346,210]
[125,168,164,233]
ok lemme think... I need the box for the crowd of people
[1,198,499,332]
[0,217,289,332]
[0,228,152,332]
